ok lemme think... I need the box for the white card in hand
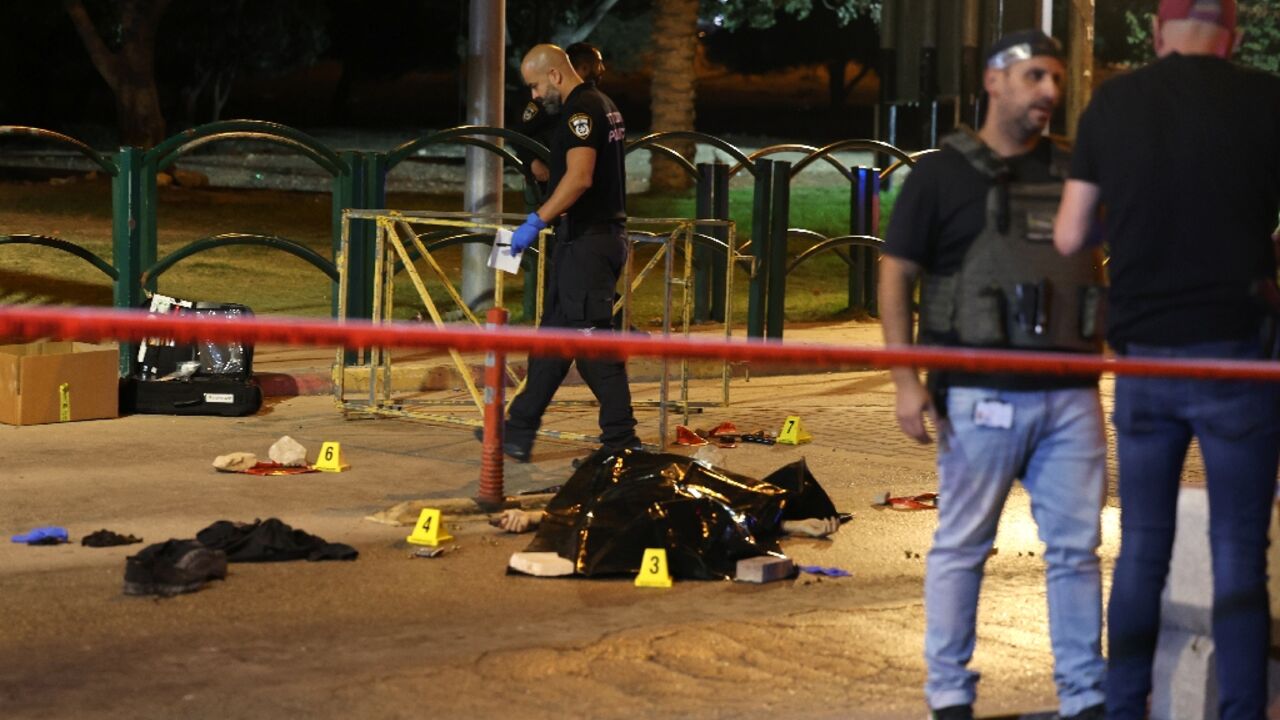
[487,228,523,275]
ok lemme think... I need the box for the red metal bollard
[475,307,508,511]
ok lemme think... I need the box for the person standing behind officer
[516,43,606,188]
[879,30,1107,720]
[490,44,638,462]
[1055,1,1280,716]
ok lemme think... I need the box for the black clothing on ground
[548,82,627,237]
[1071,53,1280,348]
[884,137,1096,391]
[195,518,357,562]
[506,225,638,449]
[123,539,227,597]
[82,529,142,547]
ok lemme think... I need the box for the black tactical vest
[918,129,1105,353]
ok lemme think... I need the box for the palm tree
[647,0,699,194]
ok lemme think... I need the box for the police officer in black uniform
[495,43,638,462]
[514,43,606,192]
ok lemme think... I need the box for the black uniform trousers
[506,224,638,449]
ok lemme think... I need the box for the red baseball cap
[1158,0,1237,30]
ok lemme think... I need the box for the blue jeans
[926,386,1107,715]
[1106,339,1280,720]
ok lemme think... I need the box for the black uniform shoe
[472,427,532,463]
[123,539,227,597]
[1060,704,1105,720]
[930,705,973,720]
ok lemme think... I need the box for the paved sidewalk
[1,343,1104,719]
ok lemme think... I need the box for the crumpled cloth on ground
[82,529,143,547]
[195,518,357,562]
[10,527,69,545]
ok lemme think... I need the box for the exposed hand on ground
[781,517,841,538]
[497,509,546,533]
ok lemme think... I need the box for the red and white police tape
[2,305,1279,382]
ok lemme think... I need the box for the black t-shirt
[884,136,1094,390]
[1071,53,1280,348]
[549,83,627,233]
[514,96,554,167]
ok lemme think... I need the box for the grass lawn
[0,177,897,328]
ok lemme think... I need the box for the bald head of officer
[521,44,583,115]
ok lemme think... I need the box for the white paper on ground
[487,228,523,274]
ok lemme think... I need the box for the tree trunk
[647,0,699,194]
[64,0,171,148]
[827,59,847,108]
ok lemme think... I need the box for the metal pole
[765,161,791,340]
[461,0,505,312]
[747,160,773,338]
[112,147,143,377]
[476,306,508,511]
[694,163,714,323]
[710,163,729,322]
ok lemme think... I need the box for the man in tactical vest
[878,30,1107,720]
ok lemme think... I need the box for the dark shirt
[885,136,1094,390]
[1071,53,1280,348]
[514,96,554,167]
[549,83,627,234]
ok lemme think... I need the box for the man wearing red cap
[1056,1,1280,717]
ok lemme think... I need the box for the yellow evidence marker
[314,441,351,472]
[635,547,673,588]
[777,415,812,445]
[406,508,453,547]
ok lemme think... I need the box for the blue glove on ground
[11,526,69,545]
[510,212,547,255]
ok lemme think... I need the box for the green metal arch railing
[0,234,118,280]
[146,120,348,177]
[0,126,118,176]
[731,144,850,180]
[785,233,884,275]
[627,131,756,178]
[140,233,339,286]
[790,139,916,178]
[881,148,938,181]
[388,125,550,169]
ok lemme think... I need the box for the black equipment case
[121,296,262,417]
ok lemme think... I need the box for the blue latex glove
[509,212,547,256]
[797,564,852,578]
[11,526,69,545]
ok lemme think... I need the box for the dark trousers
[506,225,638,449]
[1106,337,1280,720]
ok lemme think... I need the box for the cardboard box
[0,341,119,425]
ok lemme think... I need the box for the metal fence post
[747,159,773,338]
[111,146,144,376]
[858,166,881,314]
[849,165,881,312]
[766,161,791,340]
[693,162,715,323]
[710,162,729,323]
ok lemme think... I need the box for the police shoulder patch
[568,113,592,140]
[522,102,538,123]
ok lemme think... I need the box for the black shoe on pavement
[123,539,227,597]
[1060,703,1105,720]
[930,705,973,720]
[472,427,532,463]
